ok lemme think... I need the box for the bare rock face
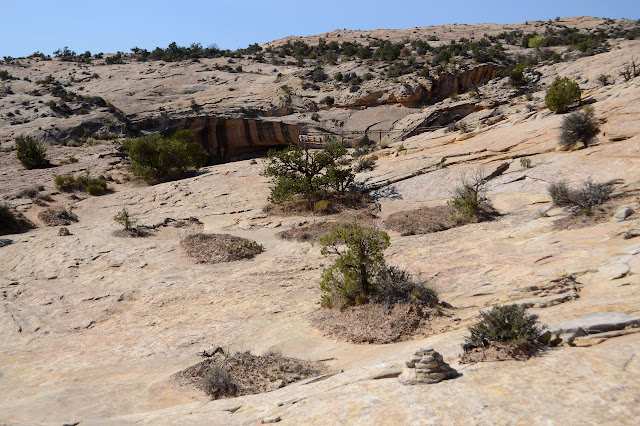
[426,64,504,103]
[399,347,458,384]
[543,313,640,346]
[338,64,504,110]
[138,115,301,162]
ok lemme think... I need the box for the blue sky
[2,0,638,58]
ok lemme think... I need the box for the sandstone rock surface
[1,17,640,425]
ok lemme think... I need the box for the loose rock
[613,206,634,222]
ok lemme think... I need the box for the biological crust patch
[310,303,452,344]
[173,351,327,400]
[383,205,460,236]
[180,233,264,264]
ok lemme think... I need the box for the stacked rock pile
[399,347,458,385]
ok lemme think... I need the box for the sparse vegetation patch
[180,233,264,264]
[448,170,499,222]
[55,172,109,195]
[173,350,326,400]
[18,184,53,206]
[384,205,458,236]
[461,304,543,363]
[549,179,613,213]
[38,207,78,227]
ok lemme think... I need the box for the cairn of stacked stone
[398,347,458,385]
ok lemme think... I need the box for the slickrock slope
[1,18,640,425]
[2,17,637,161]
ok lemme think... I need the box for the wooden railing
[297,135,325,149]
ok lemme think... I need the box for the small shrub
[114,207,138,231]
[372,266,438,307]
[0,70,15,80]
[314,199,330,213]
[105,52,123,65]
[456,121,469,133]
[15,136,48,169]
[201,364,238,399]
[544,76,581,113]
[319,223,390,308]
[465,304,542,348]
[18,184,52,205]
[397,144,405,152]
[0,204,17,229]
[353,135,376,157]
[618,58,639,82]
[262,141,354,204]
[0,204,33,235]
[548,181,572,206]
[448,170,495,221]
[123,130,208,182]
[559,107,599,148]
[509,64,528,87]
[569,179,614,210]
[18,184,45,199]
[322,96,335,106]
[519,157,532,168]
[548,179,614,211]
[55,172,108,195]
[354,157,375,172]
[597,74,611,86]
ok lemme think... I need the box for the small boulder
[269,379,286,391]
[613,206,634,222]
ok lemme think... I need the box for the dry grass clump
[277,211,378,243]
[173,350,326,400]
[384,205,458,236]
[17,184,53,206]
[311,302,451,344]
[385,171,499,237]
[38,207,78,226]
[277,221,336,242]
[180,233,264,264]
